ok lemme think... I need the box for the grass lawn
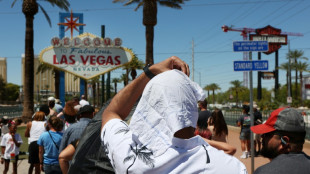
[16,126,28,160]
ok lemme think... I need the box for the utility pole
[101,25,105,105]
[192,39,194,81]
[287,40,292,106]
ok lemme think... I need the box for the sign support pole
[59,12,84,106]
[257,52,262,100]
[101,25,105,105]
[59,13,65,107]
[249,52,254,174]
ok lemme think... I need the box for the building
[0,57,7,83]
[21,55,80,103]
[303,74,310,100]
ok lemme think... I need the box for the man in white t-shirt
[79,95,89,107]
[101,56,247,174]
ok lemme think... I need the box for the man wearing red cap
[251,107,310,174]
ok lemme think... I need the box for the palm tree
[112,78,120,95]
[230,80,245,106]
[129,56,144,80]
[113,0,188,64]
[90,76,100,106]
[295,61,310,105]
[278,62,290,95]
[203,85,211,100]
[11,0,69,121]
[209,83,221,105]
[286,50,308,99]
[123,50,144,81]
[120,74,128,87]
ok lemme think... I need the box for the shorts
[240,131,250,140]
[28,141,40,164]
[4,155,19,163]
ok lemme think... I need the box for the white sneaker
[240,152,247,159]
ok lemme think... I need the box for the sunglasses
[261,131,287,144]
[261,131,282,139]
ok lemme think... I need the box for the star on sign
[58,10,86,39]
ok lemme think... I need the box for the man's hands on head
[150,56,190,77]
[101,56,190,129]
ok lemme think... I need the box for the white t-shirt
[79,99,89,107]
[101,119,247,174]
[0,133,23,159]
[29,121,46,144]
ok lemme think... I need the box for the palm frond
[38,4,52,27]
[158,1,182,9]
[11,0,18,8]
[36,63,52,74]
[46,0,70,11]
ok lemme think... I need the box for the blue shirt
[37,131,63,164]
[59,118,91,152]
[54,104,63,114]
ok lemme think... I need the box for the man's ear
[280,136,290,147]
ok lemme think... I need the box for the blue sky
[1,0,309,93]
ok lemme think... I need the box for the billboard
[39,33,133,80]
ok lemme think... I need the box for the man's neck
[174,127,195,139]
[200,108,207,111]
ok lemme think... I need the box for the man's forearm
[102,72,150,126]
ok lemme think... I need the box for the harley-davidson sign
[250,25,287,55]
[39,33,133,80]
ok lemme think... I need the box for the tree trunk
[22,0,38,122]
[125,69,129,86]
[300,72,303,105]
[97,81,100,106]
[212,90,215,105]
[84,80,88,100]
[143,0,157,65]
[295,59,298,99]
[92,82,96,106]
[54,70,60,99]
[236,91,239,106]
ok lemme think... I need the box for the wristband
[143,64,155,79]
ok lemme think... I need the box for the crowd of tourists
[1,56,309,174]
[0,96,96,174]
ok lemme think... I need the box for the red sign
[305,84,310,89]
[250,25,287,55]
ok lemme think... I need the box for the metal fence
[0,106,23,119]
[221,108,310,140]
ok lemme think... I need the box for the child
[0,121,23,174]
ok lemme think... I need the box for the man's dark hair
[198,100,208,109]
[39,104,50,116]
[242,105,250,113]
[48,100,55,108]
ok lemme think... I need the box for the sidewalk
[1,126,310,174]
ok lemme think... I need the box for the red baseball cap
[251,107,305,134]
